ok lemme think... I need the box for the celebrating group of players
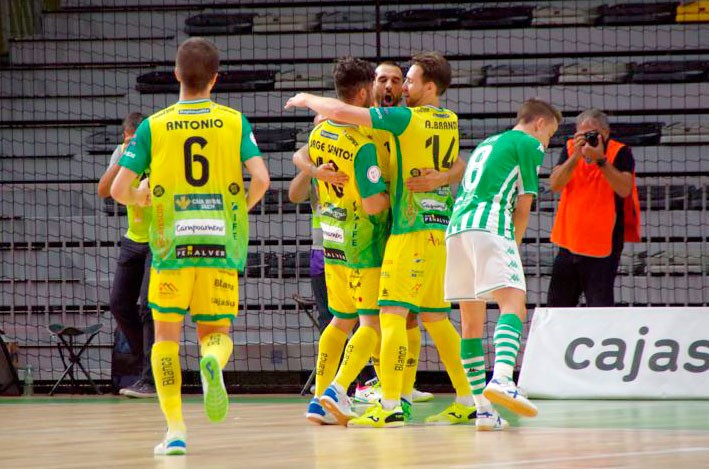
[111,37,561,455]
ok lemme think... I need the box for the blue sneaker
[154,431,186,456]
[320,384,357,425]
[483,378,537,417]
[305,397,337,425]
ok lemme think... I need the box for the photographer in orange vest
[548,109,641,307]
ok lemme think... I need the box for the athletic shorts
[325,264,380,319]
[148,267,239,326]
[378,230,450,313]
[444,230,526,301]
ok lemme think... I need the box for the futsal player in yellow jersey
[111,37,270,455]
[293,58,390,426]
[287,52,474,427]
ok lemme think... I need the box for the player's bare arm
[244,156,270,211]
[285,93,372,127]
[97,164,121,199]
[288,170,311,204]
[512,193,534,246]
[111,167,151,207]
[406,157,466,192]
[292,143,349,188]
[361,192,390,215]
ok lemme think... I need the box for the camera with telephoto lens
[583,130,600,147]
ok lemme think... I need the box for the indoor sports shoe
[411,387,434,403]
[154,431,187,456]
[483,378,538,417]
[320,384,358,425]
[401,397,412,422]
[424,402,476,425]
[121,379,157,398]
[475,407,509,431]
[353,377,381,404]
[200,354,229,423]
[347,402,405,428]
[305,397,337,425]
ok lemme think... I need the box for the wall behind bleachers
[1,0,708,388]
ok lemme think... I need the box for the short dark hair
[411,52,451,95]
[175,37,219,92]
[377,60,403,74]
[122,112,144,135]
[516,99,563,125]
[333,57,375,101]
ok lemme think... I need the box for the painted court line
[452,447,709,468]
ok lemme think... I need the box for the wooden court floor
[1,395,709,468]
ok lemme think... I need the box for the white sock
[455,395,475,407]
[381,398,399,410]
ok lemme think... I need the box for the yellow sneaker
[347,402,405,428]
[424,402,476,425]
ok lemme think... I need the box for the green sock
[492,313,523,382]
[461,338,489,409]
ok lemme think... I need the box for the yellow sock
[334,326,378,390]
[380,313,407,402]
[199,332,233,368]
[401,326,421,396]
[314,324,348,397]
[151,340,185,433]
[423,319,471,398]
[371,333,382,381]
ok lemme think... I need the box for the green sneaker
[401,397,412,422]
[347,402,405,428]
[424,402,476,425]
[200,354,229,423]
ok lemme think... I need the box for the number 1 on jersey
[426,135,455,171]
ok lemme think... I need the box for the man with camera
[547,108,640,307]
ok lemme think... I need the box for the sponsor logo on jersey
[319,129,340,141]
[322,205,347,221]
[124,150,136,159]
[423,214,449,225]
[321,223,345,244]
[343,130,359,147]
[214,278,235,290]
[178,108,211,115]
[175,219,226,237]
[433,113,450,119]
[324,247,347,261]
[250,132,258,146]
[153,185,165,197]
[367,166,381,184]
[419,198,447,211]
[175,244,226,259]
[174,194,224,211]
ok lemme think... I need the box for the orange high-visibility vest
[550,139,641,257]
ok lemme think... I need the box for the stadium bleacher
[1,0,707,387]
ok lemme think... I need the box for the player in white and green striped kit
[445,99,561,430]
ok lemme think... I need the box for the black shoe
[121,379,157,398]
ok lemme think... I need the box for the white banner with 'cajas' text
[518,307,709,399]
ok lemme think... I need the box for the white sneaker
[475,408,509,431]
[483,378,538,417]
[305,397,338,425]
[353,378,381,404]
[411,387,434,403]
[320,384,358,425]
[154,431,187,456]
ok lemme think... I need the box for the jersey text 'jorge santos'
[308,120,389,269]
[118,99,261,271]
[369,105,459,235]
[447,130,545,240]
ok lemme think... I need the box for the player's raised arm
[285,93,372,127]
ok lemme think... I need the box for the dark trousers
[311,273,331,332]
[110,237,154,383]
[547,247,621,307]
